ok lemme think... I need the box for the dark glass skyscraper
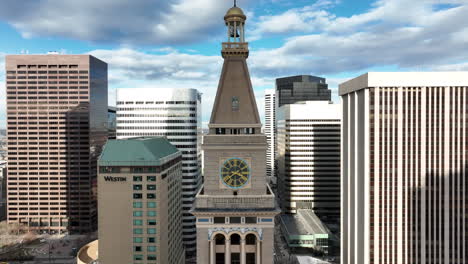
[275,75,331,107]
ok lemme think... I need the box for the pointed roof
[209,57,261,125]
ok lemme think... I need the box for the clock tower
[192,3,279,264]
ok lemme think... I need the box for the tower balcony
[222,42,249,58]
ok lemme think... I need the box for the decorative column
[256,240,261,264]
[225,239,231,263]
[241,238,246,264]
[210,240,216,264]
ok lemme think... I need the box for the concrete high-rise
[192,4,279,264]
[275,75,331,108]
[5,55,107,233]
[277,101,341,223]
[340,72,468,264]
[264,89,276,185]
[98,138,185,264]
[116,88,201,257]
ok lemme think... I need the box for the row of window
[7,86,89,90]
[133,202,157,208]
[133,211,157,217]
[117,101,196,105]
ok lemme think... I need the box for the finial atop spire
[234,0,237,7]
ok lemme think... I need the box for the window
[147,202,156,208]
[133,228,143,234]
[134,255,143,261]
[147,246,156,252]
[133,211,143,217]
[133,202,142,208]
[245,217,257,224]
[133,176,142,181]
[147,176,156,182]
[133,237,143,243]
[148,219,156,225]
[134,246,142,252]
[147,255,157,261]
[214,217,225,224]
[232,96,239,111]
[147,228,156,234]
[133,193,142,199]
[230,217,241,224]
[133,185,142,190]
[148,211,157,217]
[148,237,156,243]
[147,185,156,190]
[147,193,156,199]
[133,220,143,226]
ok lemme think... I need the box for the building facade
[0,162,6,221]
[192,4,279,264]
[107,106,116,140]
[275,75,331,108]
[116,88,201,256]
[5,55,108,233]
[277,101,341,223]
[340,72,468,264]
[264,89,276,185]
[98,138,185,264]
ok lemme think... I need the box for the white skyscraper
[340,72,468,264]
[277,101,341,222]
[264,89,276,184]
[116,88,202,257]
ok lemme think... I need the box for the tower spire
[234,0,237,7]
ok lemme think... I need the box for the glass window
[148,237,156,243]
[245,217,257,224]
[147,246,156,252]
[147,228,156,234]
[147,185,156,190]
[133,176,142,181]
[133,193,142,199]
[214,217,225,224]
[133,185,142,190]
[147,202,156,208]
[229,217,241,224]
[133,202,142,208]
[147,193,156,199]
[133,219,143,226]
[148,219,156,226]
[133,228,143,234]
[134,255,143,261]
[148,211,157,217]
[133,237,143,243]
[133,211,143,217]
[134,246,142,252]
[147,255,157,260]
[147,176,156,182]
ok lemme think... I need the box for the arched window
[215,234,226,245]
[246,234,256,245]
[230,233,241,245]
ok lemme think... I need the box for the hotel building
[116,88,201,256]
[275,75,331,108]
[5,55,107,233]
[98,137,184,264]
[340,72,468,264]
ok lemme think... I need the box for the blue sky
[1,0,468,128]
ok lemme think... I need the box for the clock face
[220,158,250,189]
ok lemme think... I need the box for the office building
[340,72,468,264]
[0,162,6,221]
[116,88,201,256]
[264,89,276,185]
[98,137,185,264]
[275,75,331,108]
[107,106,116,140]
[5,55,108,233]
[277,101,341,223]
[192,4,279,264]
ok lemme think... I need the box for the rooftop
[280,210,331,236]
[98,137,181,166]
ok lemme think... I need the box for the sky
[0,0,468,128]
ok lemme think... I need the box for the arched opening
[215,234,226,245]
[230,233,241,245]
[246,234,256,245]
